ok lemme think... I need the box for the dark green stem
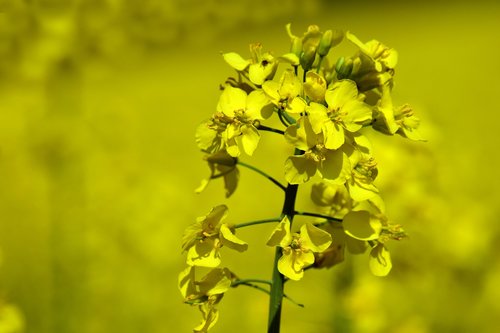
[258,124,285,135]
[237,161,286,191]
[232,280,304,308]
[233,218,282,230]
[294,211,343,223]
[267,149,301,333]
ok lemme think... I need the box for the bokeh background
[1,1,499,332]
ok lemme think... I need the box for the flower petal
[194,303,219,333]
[217,86,247,117]
[307,103,329,134]
[318,149,350,183]
[246,90,273,120]
[304,71,326,102]
[284,155,317,184]
[178,266,196,299]
[341,100,372,132]
[299,223,332,253]
[219,224,248,252]
[325,80,358,110]
[279,69,302,99]
[222,52,250,71]
[187,239,221,267]
[197,267,233,296]
[277,249,303,281]
[286,97,306,114]
[266,217,292,248]
[369,243,392,276]
[238,124,260,156]
[343,210,381,241]
[323,121,345,150]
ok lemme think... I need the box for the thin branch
[233,217,282,230]
[258,124,285,135]
[232,280,304,308]
[237,161,286,191]
[294,211,343,223]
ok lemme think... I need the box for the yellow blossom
[182,205,248,267]
[262,69,307,114]
[307,80,372,150]
[195,86,273,157]
[284,116,351,184]
[195,151,239,198]
[266,217,332,280]
[222,43,277,85]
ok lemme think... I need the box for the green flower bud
[290,37,303,57]
[300,47,316,71]
[335,57,353,79]
[318,30,333,57]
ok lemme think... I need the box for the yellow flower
[310,181,352,219]
[195,86,273,157]
[284,116,351,184]
[303,71,327,103]
[222,43,277,85]
[340,31,398,92]
[178,267,233,332]
[182,205,248,267]
[266,217,332,280]
[345,149,379,202]
[262,69,307,114]
[195,151,239,198]
[394,104,424,141]
[307,80,372,150]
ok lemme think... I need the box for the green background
[0,1,499,332]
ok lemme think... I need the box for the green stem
[258,124,285,135]
[233,217,282,230]
[294,211,343,223]
[232,279,272,286]
[237,161,286,191]
[232,280,304,308]
[267,148,301,333]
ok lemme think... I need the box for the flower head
[266,217,332,280]
[182,205,248,267]
[307,80,372,150]
[196,86,273,157]
[195,151,239,198]
[222,43,277,85]
[284,116,351,184]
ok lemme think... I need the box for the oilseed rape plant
[180,24,423,333]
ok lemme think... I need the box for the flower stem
[237,161,286,192]
[233,218,282,230]
[258,124,285,135]
[294,211,343,223]
[267,148,301,333]
[232,280,304,308]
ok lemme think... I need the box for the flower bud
[300,47,316,71]
[335,57,353,79]
[318,30,333,57]
[290,37,303,57]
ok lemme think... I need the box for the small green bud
[335,57,353,79]
[290,37,303,57]
[318,30,333,57]
[300,47,316,71]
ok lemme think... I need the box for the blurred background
[0,0,499,332]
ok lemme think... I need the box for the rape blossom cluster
[180,24,422,332]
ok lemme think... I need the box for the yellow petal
[219,224,248,252]
[187,239,221,267]
[197,267,233,296]
[222,52,250,71]
[304,71,326,102]
[341,100,372,132]
[286,97,306,114]
[322,121,345,150]
[299,223,332,253]
[277,250,303,281]
[195,121,221,153]
[369,243,392,276]
[194,303,219,333]
[279,69,302,99]
[246,90,273,120]
[266,217,292,248]
[262,80,281,104]
[325,80,359,110]
[343,210,381,241]
[217,86,247,117]
[318,149,350,183]
[284,155,317,184]
[178,266,196,299]
[307,103,329,134]
[278,53,300,66]
[221,165,239,198]
[238,124,260,156]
